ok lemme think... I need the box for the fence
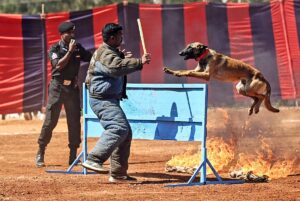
[47,83,244,186]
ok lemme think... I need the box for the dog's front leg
[163,67,194,77]
[186,71,211,81]
[163,67,176,75]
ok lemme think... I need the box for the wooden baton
[137,18,147,54]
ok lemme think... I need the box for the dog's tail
[262,77,280,113]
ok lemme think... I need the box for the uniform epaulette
[50,43,60,51]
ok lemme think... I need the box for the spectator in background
[35,21,92,167]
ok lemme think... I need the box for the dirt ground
[0,107,299,201]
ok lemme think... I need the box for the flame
[166,136,297,178]
[230,136,296,179]
[166,146,200,169]
[166,137,235,174]
[207,137,235,172]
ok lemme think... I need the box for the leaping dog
[163,42,279,115]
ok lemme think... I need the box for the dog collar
[195,49,209,62]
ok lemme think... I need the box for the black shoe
[108,175,137,183]
[35,147,45,168]
[69,148,77,165]
[81,160,109,174]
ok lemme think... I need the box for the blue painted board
[83,83,208,141]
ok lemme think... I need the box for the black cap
[58,21,75,34]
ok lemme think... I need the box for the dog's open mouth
[179,51,185,56]
[183,55,190,60]
[179,51,193,60]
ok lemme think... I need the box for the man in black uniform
[35,21,92,167]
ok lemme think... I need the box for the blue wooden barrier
[83,83,206,141]
[47,83,243,186]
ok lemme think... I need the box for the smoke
[207,107,300,173]
[166,107,299,177]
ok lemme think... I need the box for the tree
[0,0,270,14]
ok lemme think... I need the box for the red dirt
[0,107,299,201]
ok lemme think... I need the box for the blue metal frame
[46,83,244,187]
[164,84,243,187]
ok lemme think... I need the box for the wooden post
[41,3,45,19]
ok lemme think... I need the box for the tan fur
[164,42,279,115]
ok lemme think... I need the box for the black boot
[35,146,45,167]
[69,147,78,165]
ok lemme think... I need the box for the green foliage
[0,0,117,14]
[0,0,269,14]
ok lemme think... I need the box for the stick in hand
[137,18,147,54]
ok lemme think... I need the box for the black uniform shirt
[49,40,92,80]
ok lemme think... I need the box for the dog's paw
[163,67,173,74]
[248,108,253,116]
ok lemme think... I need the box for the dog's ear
[197,43,207,49]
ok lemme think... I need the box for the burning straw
[165,136,297,180]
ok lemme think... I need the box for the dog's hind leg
[236,89,258,115]
[252,94,265,114]
[236,81,258,115]
[247,79,268,114]
[249,96,259,115]
[244,91,265,114]
[245,96,259,115]
[240,92,261,115]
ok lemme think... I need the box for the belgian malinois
[163,42,279,115]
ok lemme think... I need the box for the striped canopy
[0,1,300,114]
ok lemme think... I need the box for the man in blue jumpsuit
[82,23,151,183]
[35,21,92,167]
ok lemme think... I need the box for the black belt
[89,93,122,100]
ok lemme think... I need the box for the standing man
[35,21,92,167]
[82,23,151,183]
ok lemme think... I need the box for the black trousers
[38,79,81,149]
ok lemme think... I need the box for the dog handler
[35,21,92,167]
[82,23,151,183]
